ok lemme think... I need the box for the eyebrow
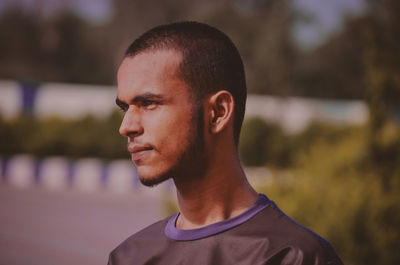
[115,93,164,106]
[115,97,128,109]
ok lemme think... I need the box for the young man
[109,21,343,265]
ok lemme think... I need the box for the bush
[0,110,127,159]
[257,124,400,265]
[239,117,286,167]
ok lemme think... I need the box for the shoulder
[107,216,171,265]
[244,202,344,264]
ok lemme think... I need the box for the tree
[0,6,114,84]
[361,0,400,190]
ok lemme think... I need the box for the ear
[208,90,234,135]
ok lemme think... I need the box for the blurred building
[0,80,368,133]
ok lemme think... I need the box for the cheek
[148,110,194,154]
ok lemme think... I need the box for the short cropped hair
[125,21,247,145]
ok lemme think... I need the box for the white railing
[0,80,369,133]
[0,154,174,196]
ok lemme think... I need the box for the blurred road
[0,185,168,265]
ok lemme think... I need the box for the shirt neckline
[164,193,271,241]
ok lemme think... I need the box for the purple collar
[165,194,271,241]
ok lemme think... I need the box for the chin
[137,166,172,187]
[139,175,171,187]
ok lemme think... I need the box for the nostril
[127,131,141,137]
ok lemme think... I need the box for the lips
[128,145,153,161]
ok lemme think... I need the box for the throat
[174,179,258,230]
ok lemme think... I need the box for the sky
[0,0,366,48]
[292,0,366,49]
[0,0,112,24]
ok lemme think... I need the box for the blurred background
[0,0,399,264]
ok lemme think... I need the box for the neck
[173,143,258,230]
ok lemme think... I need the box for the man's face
[116,49,203,186]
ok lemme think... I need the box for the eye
[141,100,159,110]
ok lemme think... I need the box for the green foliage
[0,116,27,155]
[239,118,356,168]
[361,0,400,190]
[257,123,400,265]
[200,0,295,95]
[0,110,127,159]
[0,7,114,84]
[239,117,287,167]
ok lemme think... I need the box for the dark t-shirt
[108,194,343,265]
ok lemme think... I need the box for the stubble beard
[138,105,205,187]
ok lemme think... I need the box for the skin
[117,49,258,229]
[117,50,201,186]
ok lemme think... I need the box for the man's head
[116,22,247,186]
[124,21,247,144]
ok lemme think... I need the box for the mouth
[128,145,153,161]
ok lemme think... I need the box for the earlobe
[208,91,234,135]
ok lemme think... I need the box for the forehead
[117,50,187,99]
[119,49,182,78]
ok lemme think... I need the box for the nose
[119,107,144,138]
